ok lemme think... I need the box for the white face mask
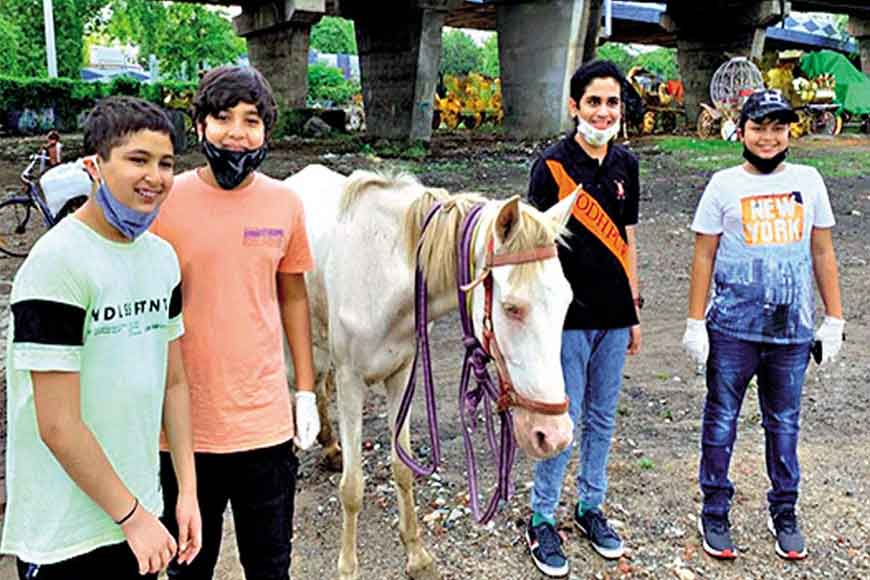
[576,117,620,147]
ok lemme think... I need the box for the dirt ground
[0,131,868,580]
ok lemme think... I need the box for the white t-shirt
[691,163,835,344]
[2,217,183,564]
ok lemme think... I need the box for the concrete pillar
[579,0,602,65]
[670,0,787,124]
[497,0,587,138]
[848,16,870,75]
[234,1,325,110]
[245,24,313,109]
[349,1,446,141]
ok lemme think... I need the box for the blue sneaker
[768,509,807,560]
[526,516,569,577]
[574,506,625,559]
[698,513,737,560]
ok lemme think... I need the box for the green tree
[0,0,107,78]
[440,28,481,76]
[596,42,634,74]
[97,1,246,79]
[310,16,357,54]
[480,33,499,78]
[0,15,23,76]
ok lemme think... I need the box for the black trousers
[17,542,157,580]
[160,439,298,580]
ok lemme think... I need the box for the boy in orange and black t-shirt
[151,66,318,580]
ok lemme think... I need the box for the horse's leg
[336,366,365,580]
[385,367,440,580]
[316,365,342,472]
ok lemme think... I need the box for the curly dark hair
[83,96,175,159]
[192,66,278,136]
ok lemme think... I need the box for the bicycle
[0,150,88,258]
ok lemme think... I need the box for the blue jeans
[531,328,629,518]
[700,329,811,516]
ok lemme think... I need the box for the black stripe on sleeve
[12,299,86,346]
[169,282,182,319]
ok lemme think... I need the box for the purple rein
[393,202,517,525]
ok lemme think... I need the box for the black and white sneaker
[768,509,807,560]
[574,507,625,559]
[526,517,569,577]
[698,513,737,559]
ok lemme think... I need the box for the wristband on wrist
[115,497,138,526]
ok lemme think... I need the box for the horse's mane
[338,169,562,295]
[405,189,563,295]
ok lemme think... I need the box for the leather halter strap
[477,239,569,416]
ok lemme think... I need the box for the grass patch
[638,457,656,471]
[791,151,870,177]
[654,137,741,172]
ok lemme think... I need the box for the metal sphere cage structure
[710,57,766,109]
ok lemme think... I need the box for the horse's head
[473,194,576,460]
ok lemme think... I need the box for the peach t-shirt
[153,169,313,452]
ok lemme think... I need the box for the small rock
[674,568,695,580]
[302,116,332,138]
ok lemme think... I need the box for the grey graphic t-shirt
[691,163,835,344]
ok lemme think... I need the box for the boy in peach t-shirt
[152,66,319,580]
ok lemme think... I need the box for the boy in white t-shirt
[2,97,201,579]
[682,90,844,562]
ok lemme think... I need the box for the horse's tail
[402,187,450,270]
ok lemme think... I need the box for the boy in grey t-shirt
[682,90,844,561]
[2,97,201,579]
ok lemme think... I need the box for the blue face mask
[93,179,159,240]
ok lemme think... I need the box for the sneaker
[768,510,807,560]
[573,506,625,559]
[526,517,569,577]
[698,513,737,559]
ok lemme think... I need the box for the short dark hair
[83,96,175,159]
[192,66,278,136]
[569,60,626,102]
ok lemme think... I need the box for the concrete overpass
[172,0,870,140]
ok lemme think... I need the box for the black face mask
[742,146,788,175]
[201,139,268,190]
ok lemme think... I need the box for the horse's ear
[495,195,521,244]
[544,186,579,230]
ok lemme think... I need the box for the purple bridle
[393,201,563,524]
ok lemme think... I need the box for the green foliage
[596,43,680,80]
[0,75,196,133]
[0,16,23,76]
[597,43,634,74]
[441,29,481,76]
[480,34,499,79]
[307,63,359,106]
[638,458,656,471]
[636,47,680,80]
[0,0,107,78]
[94,1,246,79]
[310,16,357,55]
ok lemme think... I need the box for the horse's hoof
[407,562,440,580]
[320,444,343,472]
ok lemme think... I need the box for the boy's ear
[82,156,100,181]
[196,121,205,141]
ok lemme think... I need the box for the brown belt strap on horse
[545,159,631,278]
[481,238,569,416]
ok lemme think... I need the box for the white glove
[814,316,845,365]
[293,391,320,450]
[682,318,709,365]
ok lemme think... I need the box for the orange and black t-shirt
[527,135,639,329]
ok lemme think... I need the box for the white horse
[285,165,575,580]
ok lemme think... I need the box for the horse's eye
[502,303,526,321]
